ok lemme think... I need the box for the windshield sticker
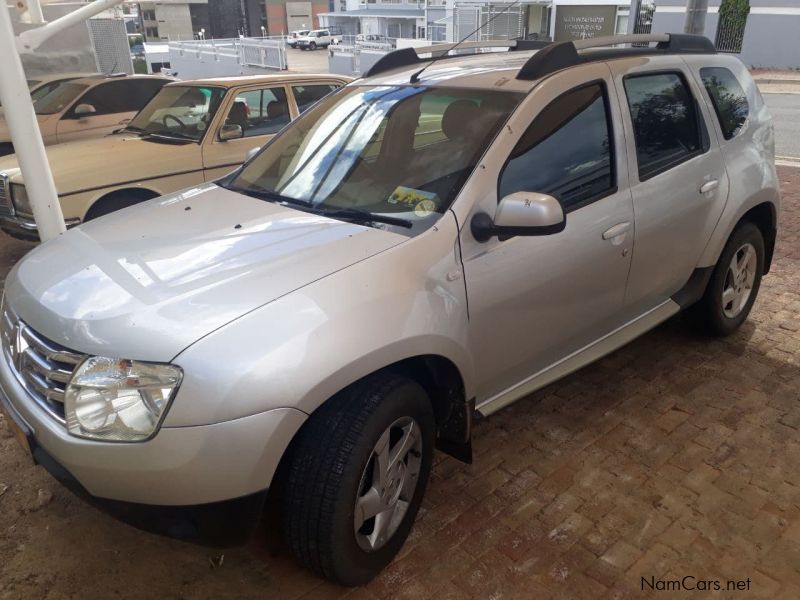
[388,187,440,217]
[414,199,437,218]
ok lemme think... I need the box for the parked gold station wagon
[0,73,350,239]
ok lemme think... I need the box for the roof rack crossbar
[363,38,550,78]
[516,33,716,81]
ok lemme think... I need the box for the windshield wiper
[221,184,412,229]
[142,130,196,141]
[316,206,413,229]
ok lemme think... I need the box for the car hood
[5,184,406,362]
[0,133,200,194]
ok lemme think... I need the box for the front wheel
[690,221,765,336]
[309,41,317,50]
[283,374,434,586]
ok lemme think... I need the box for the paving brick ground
[0,167,799,599]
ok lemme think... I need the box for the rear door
[56,79,167,143]
[609,57,730,313]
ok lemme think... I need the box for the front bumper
[4,397,266,546]
[0,342,307,508]
[1,214,82,241]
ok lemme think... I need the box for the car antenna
[410,0,522,84]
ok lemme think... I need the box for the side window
[624,72,703,180]
[69,82,121,116]
[499,83,614,212]
[226,87,290,138]
[71,80,159,116]
[129,79,169,110]
[700,67,749,140]
[292,84,340,114]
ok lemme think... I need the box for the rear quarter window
[700,67,749,140]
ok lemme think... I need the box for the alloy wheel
[721,242,757,319]
[354,416,422,552]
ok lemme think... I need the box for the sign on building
[554,5,616,41]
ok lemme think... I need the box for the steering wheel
[162,114,187,130]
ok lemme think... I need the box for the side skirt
[475,299,681,417]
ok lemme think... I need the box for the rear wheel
[283,374,434,586]
[85,192,157,221]
[690,222,764,336]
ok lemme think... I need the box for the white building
[139,0,208,41]
[321,0,631,43]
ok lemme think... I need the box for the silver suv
[0,34,779,585]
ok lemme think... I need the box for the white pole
[0,2,65,241]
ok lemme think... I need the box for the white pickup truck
[295,29,338,50]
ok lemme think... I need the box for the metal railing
[715,4,749,53]
[170,37,287,70]
[239,39,288,69]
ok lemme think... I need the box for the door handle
[699,179,719,194]
[602,221,631,240]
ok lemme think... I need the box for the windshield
[127,85,226,141]
[228,85,522,235]
[34,82,88,115]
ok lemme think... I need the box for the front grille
[0,174,12,217]
[2,306,87,423]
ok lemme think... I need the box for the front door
[458,64,635,406]
[608,59,730,313]
[202,84,294,181]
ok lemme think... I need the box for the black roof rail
[516,33,716,80]
[364,39,551,78]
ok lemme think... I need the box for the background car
[287,30,310,48]
[296,29,337,50]
[0,73,171,157]
[0,73,96,111]
[0,74,350,239]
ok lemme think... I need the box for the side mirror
[74,103,96,116]
[245,146,261,161]
[471,192,565,242]
[219,123,243,141]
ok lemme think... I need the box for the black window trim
[623,69,711,183]
[496,78,619,216]
[698,66,750,142]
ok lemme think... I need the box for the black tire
[309,41,317,50]
[85,194,153,221]
[283,374,434,586]
[690,221,765,336]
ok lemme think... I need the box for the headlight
[65,357,182,442]
[10,183,31,216]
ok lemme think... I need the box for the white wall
[155,3,194,40]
